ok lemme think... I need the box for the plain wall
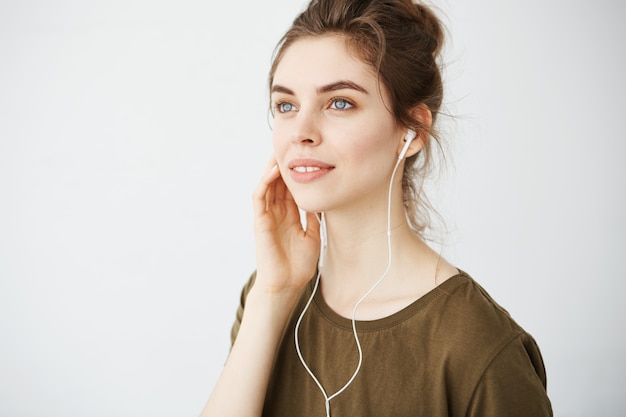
[1,1,624,416]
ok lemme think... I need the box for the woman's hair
[269,0,446,237]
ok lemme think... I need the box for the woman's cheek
[272,131,288,164]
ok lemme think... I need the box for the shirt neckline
[310,270,469,332]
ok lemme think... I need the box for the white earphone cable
[294,153,406,417]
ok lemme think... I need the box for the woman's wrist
[246,280,304,313]
[250,271,309,297]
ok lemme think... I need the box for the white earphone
[398,129,417,160]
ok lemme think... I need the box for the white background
[1,1,624,416]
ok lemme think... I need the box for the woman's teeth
[293,166,321,173]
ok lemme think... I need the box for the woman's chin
[295,202,325,215]
[291,194,328,215]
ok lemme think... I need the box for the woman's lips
[288,158,334,183]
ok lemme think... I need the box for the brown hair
[269,0,446,237]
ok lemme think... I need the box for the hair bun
[413,2,444,57]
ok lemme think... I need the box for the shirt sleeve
[466,333,553,417]
[229,271,257,347]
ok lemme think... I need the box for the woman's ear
[402,104,432,158]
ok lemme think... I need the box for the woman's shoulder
[433,270,526,340]
[425,270,544,369]
[436,272,551,414]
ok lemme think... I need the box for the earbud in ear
[405,129,417,142]
[398,129,417,160]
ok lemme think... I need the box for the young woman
[202,0,552,416]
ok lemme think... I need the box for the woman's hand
[252,156,321,295]
[201,157,319,417]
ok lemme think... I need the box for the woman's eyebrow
[270,80,369,95]
[317,80,368,95]
[271,84,295,95]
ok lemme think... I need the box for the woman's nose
[290,110,321,145]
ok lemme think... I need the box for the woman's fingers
[252,157,303,237]
[253,157,280,217]
[272,169,304,226]
[305,210,321,238]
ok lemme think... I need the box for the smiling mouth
[293,166,321,173]
[288,160,334,183]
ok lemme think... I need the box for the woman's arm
[200,286,303,417]
[200,158,320,417]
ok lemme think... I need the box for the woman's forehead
[272,35,379,90]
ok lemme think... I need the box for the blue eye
[277,102,297,113]
[330,98,353,110]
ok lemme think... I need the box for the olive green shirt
[231,271,553,416]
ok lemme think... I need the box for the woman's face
[271,35,405,215]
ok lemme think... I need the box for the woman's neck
[316,206,457,320]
